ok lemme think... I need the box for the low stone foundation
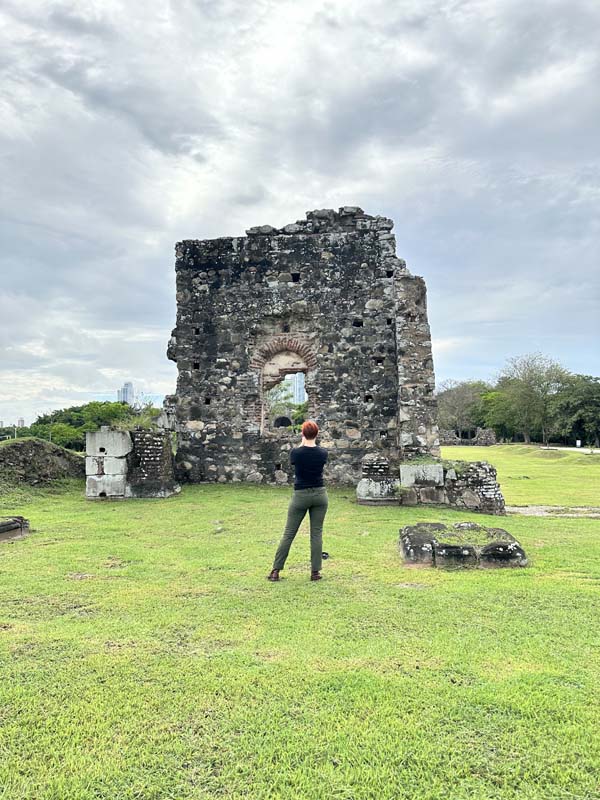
[86,428,180,499]
[439,428,497,446]
[400,522,527,568]
[356,456,505,514]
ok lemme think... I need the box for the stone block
[85,456,127,476]
[398,522,445,563]
[433,542,477,567]
[274,469,288,485]
[86,430,132,458]
[418,486,448,505]
[400,463,444,487]
[356,478,400,504]
[86,475,127,498]
[480,541,528,567]
[399,487,418,506]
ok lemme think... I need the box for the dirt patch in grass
[507,505,600,518]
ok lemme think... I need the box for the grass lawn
[442,444,600,507]
[1,478,599,800]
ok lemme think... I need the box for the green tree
[436,380,490,438]
[481,390,519,441]
[496,354,570,445]
[292,401,308,426]
[35,402,131,431]
[265,382,294,422]
[554,374,600,447]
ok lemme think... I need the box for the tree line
[436,353,600,447]
[0,402,160,451]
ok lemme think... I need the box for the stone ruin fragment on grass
[85,427,179,500]
[0,516,30,543]
[400,522,528,568]
[356,454,505,514]
[162,205,505,512]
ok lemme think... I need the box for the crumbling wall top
[176,208,394,251]
[244,207,394,237]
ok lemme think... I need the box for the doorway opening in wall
[264,370,309,432]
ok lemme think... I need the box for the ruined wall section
[86,429,178,499]
[395,274,439,458]
[166,207,437,485]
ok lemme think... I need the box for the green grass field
[442,444,600,507]
[1,470,599,800]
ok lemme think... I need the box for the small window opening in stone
[99,447,106,453]
[352,318,363,327]
[386,270,394,277]
[99,491,107,498]
[364,394,373,402]
[386,318,393,325]
[291,272,301,282]
[282,323,290,333]
[275,463,282,470]
[193,362,200,370]
[194,327,200,335]
[380,430,387,437]
[204,397,211,405]
[375,357,384,365]
[328,344,334,353]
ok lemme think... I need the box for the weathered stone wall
[0,438,84,485]
[127,431,179,498]
[439,427,497,446]
[438,429,461,445]
[86,428,179,499]
[398,461,504,514]
[356,455,505,515]
[165,207,439,485]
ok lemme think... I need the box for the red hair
[301,420,319,440]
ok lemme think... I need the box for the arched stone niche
[262,350,308,391]
[252,337,317,434]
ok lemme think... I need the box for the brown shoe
[310,571,322,581]
[267,569,280,582]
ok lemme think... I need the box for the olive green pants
[273,487,329,573]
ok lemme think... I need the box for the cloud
[1,0,599,424]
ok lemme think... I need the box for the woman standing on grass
[268,420,328,582]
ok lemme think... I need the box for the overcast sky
[1,0,599,425]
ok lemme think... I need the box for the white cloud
[1,0,599,424]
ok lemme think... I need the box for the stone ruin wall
[439,427,497,446]
[356,454,505,514]
[86,428,179,499]
[164,207,440,485]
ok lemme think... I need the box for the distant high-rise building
[17,418,25,428]
[0,421,4,428]
[117,381,135,405]
[284,373,307,404]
